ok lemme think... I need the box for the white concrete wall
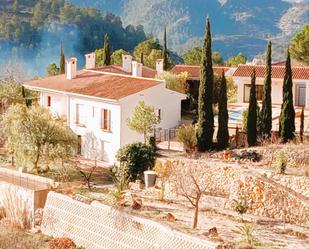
[40,92,68,117]
[119,83,185,146]
[69,96,121,164]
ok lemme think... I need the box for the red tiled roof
[93,65,157,79]
[170,65,230,79]
[25,70,162,100]
[233,65,309,80]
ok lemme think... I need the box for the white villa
[232,64,309,109]
[24,54,186,164]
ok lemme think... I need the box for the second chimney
[156,59,164,75]
[132,61,142,77]
[66,58,77,80]
[85,52,95,69]
[122,54,132,72]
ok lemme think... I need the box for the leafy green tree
[12,0,19,13]
[111,49,129,65]
[279,50,295,143]
[183,47,224,65]
[228,53,247,67]
[145,49,162,69]
[217,71,229,150]
[260,41,272,138]
[212,51,224,65]
[46,63,60,76]
[290,24,309,65]
[60,42,65,74]
[116,142,156,180]
[127,101,160,144]
[158,71,188,93]
[196,17,214,151]
[247,70,257,147]
[103,33,111,65]
[183,47,202,65]
[2,104,77,172]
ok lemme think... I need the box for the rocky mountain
[69,0,309,60]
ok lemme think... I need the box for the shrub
[154,160,172,200]
[236,223,260,248]
[116,142,156,180]
[232,195,249,220]
[176,125,197,152]
[277,151,287,174]
[148,135,157,151]
[112,163,130,193]
[49,237,76,249]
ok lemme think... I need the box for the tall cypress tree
[217,70,229,150]
[260,41,272,137]
[279,49,295,143]
[59,42,65,74]
[140,52,144,65]
[247,69,258,147]
[163,26,168,70]
[102,33,111,66]
[196,17,214,151]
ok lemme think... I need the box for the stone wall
[41,192,218,249]
[164,159,309,226]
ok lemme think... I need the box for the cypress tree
[59,42,65,74]
[196,17,214,151]
[140,52,144,65]
[163,26,168,70]
[247,69,257,147]
[102,33,111,66]
[217,70,229,150]
[279,49,295,143]
[260,41,272,137]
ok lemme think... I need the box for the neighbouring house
[232,65,309,109]
[170,65,236,111]
[24,55,185,164]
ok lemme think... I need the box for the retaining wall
[42,192,218,249]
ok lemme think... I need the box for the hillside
[0,0,146,76]
[70,0,309,60]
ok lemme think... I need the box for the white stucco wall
[234,77,309,107]
[40,92,68,117]
[119,83,185,146]
[69,96,121,164]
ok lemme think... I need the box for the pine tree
[196,17,214,151]
[247,69,257,147]
[163,26,169,70]
[260,41,272,137]
[102,33,111,66]
[217,70,229,150]
[59,42,65,74]
[279,49,295,143]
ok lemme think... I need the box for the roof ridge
[239,64,309,69]
[83,69,164,82]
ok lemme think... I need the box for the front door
[296,84,306,106]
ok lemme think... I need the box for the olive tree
[127,101,160,144]
[2,104,77,172]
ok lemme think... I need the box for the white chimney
[66,58,77,80]
[156,59,164,75]
[122,54,132,72]
[85,52,95,69]
[132,61,143,77]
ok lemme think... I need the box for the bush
[49,237,76,249]
[277,151,287,174]
[116,142,156,180]
[148,135,157,151]
[176,125,197,152]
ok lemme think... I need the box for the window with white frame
[76,104,87,126]
[100,109,111,131]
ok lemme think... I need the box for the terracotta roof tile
[25,70,162,100]
[233,65,309,80]
[170,65,231,79]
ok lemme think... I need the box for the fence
[42,192,218,249]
